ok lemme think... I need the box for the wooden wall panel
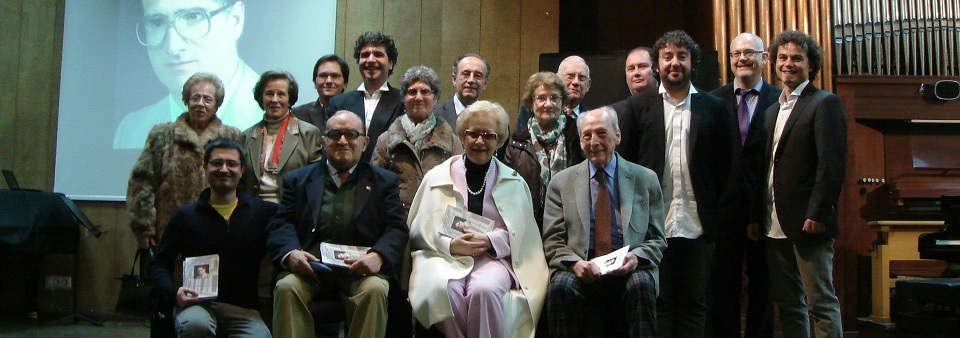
[0,1,22,173]
[480,0,523,113]
[519,0,559,115]
[385,0,424,83]
[418,0,444,85]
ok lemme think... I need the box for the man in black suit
[435,53,489,129]
[328,31,403,162]
[617,30,731,338]
[268,111,409,338]
[515,55,591,132]
[761,30,846,338]
[291,54,350,130]
[707,32,780,338]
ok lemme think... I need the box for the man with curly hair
[761,30,846,338]
[618,30,731,338]
[327,31,403,163]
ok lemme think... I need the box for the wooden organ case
[836,75,960,324]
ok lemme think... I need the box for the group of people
[127,26,846,338]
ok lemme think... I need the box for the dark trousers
[709,227,773,338]
[548,268,657,338]
[657,236,715,338]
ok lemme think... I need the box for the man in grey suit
[435,53,489,129]
[707,32,780,338]
[760,30,846,338]
[617,30,731,338]
[327,31,403,163]
[543,107,666,338]
[291,54,350,130]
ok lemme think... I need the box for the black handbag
[116,248,155,316]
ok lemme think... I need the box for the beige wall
[0,0,558,311]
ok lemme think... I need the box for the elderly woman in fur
[372,65,463,213]
[127,72,241,249]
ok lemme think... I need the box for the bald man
[515,56,592,132]
[707,32,781,338]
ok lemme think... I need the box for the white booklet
[319,242,371,268]
[590,246,630,275]
[183,254,219,299]
[439,205,495,238]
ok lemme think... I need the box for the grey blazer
[542,154,667,278]
[434,98,458,129]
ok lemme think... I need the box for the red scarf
[262,112,291,173]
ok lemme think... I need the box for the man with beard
[328,31,403,163]
[292,54,351,130]
[707,32,780,338]
[435,53,490,129]
[151,138,277,337]
[617,30,731,338]
[515,55,592,132]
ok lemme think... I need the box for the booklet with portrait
[590,246,631,275]
[183,254,219,300]
[319,242,371,268]
[439,205,495,238]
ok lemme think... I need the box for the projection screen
[55,0,336,200]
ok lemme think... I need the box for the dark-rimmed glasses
[463,130,498,142]
[207,159,242,169]
[324,130,364,141]
[136,1,238,47]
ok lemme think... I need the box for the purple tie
[736,88,753,145]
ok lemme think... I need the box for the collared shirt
[453,94,467,116]
[733,78,766,123]
[587,156,623,253]
[357,82,390,131]
[766,80,810,239]
[326,161,358,188]
[566,104,583,119]
[660,83,704,239]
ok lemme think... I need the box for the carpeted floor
[0,311,149,338]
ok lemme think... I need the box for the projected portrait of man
[113,0,261,149]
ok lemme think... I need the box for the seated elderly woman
[373,65,463,213]
[407,101,548,338]
[500,72,583,229]
[127,72,241,249]
[240,70,323,203]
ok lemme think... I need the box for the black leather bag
[116,248,154,316]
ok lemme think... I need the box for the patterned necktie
[736,88,753,145]
[594,170,612,256]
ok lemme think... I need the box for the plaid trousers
[547,268,657,338]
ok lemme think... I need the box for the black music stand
[0,189,103,326]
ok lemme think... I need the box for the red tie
[594,170,612,256]
[338,171,350,185]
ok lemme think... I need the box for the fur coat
[127,112,241,241]
[371,116,463,212]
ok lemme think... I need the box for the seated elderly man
[542,107,666,338]
[266,110,408,338]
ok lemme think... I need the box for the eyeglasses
[463,130,499,142]
[405,88,434,97]
[189,95,215,105]
[729,49,761,59]
[136,1,237,47]
[534,94,562,104]
[324,129,364,141]
[207,159,242,168]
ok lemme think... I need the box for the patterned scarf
[527,114,568,187]
[401,113,437,152]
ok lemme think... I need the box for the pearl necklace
[463,155,492,196]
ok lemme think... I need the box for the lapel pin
[366,186,371,191]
